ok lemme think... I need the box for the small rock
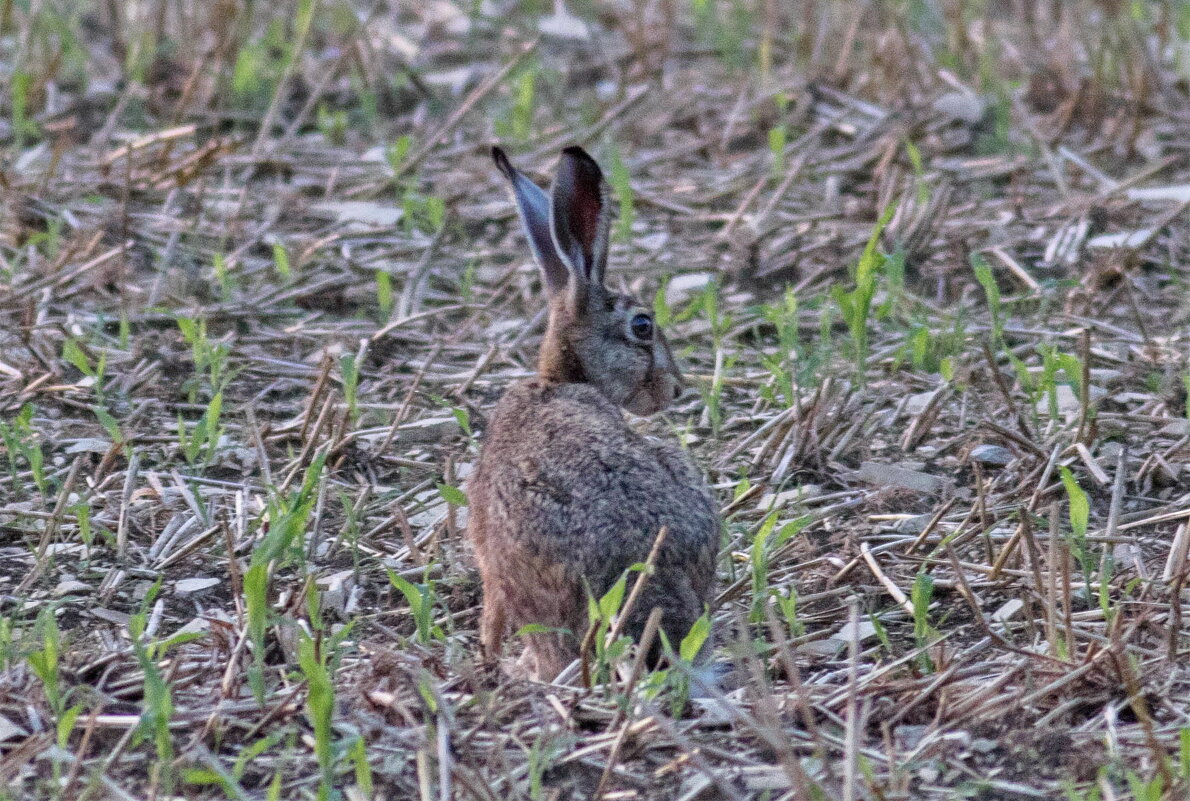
[904,391,936,416]
[665,273,715,306]
[311,201,402,231]
[757,485,822,511]
[894,724,930,750]
[992,598,1023,622]
[64,438,114,455]
[1035,384,1107,418]
[538,5,590,40]
[1113,542,1142,564]
[173,618,211,637]
[634,231,669,253]
[1087,229,1153,249]
[53,580,92,597]
[394,416,461,444]
[1126,184,1190,203]
[971,737,998,754]
[932,89,986,124]
[175,577,220,596]
[689,697,736,727]
[855,462,951,495]
[799,637,846,659]
[0,715,26,743]
[317,569,356,616]
[836,618,879,644]
[970,444,1014,467]
[894,514,931,534]
[89,607,131,626]
[1159,420,1190,437]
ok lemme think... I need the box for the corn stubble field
[2,0,1190,798]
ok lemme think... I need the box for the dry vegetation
[2,0,1190,798]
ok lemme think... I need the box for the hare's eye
[629,313,653,341]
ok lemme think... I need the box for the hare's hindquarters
[469,496,586,680]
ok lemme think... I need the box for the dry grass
[2,1,1190,799]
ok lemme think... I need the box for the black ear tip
[561,145,595,164]
[491,146,514,178]
[559,145,602,180]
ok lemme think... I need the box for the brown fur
[468,147,720,681]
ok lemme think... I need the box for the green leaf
[387,571,424,615]
[608,146,635,242]
[92,405,122,444]
[598,575,627,621]
[351,735,373,796]
[272,243,291,280]
[387,136,412,171]
[1059,466,1089,539]
[62,339,93,377]
[437,483,468,507]
[679,614,711,662]
[376,270,393,316]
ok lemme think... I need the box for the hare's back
[472,379,718,591]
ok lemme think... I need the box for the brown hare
[467,145,720,682]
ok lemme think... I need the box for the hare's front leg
[479,589,506,663]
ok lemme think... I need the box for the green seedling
[682,281,732,434]
[768,125,787,178]
[27,608,66,718]
[644,613,712,717]
[245,454,327,701]
[339,353,359,423]
[904,138,930,206]
[526,730,567,801]
[749,512,808,623]
[460,258,478,303]
[316,103,348,145]
[773,586,805,639]
[176,315,233,400]
[0,615,16,673]
[759,287,802,407]
[972,253,1004,346]
[510,68,536,142]
[376,270,394,317]
[178,390,223,465]
[0,404,47,497]
[10,70,38,146]
[388,570,445,644]
[386,135,413,173]
[348,734,374,798]
[213,252,234,300]
[580,572,636,686]
[129,585,176,792]
[832,202,897,386]
[297,632,336,801]
[910,569,938,672]
[1058,466,1096,607]
[272,242,292,282]
[400,185,446,235]
[607,146,635,242]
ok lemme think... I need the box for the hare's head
[493,146,683,416]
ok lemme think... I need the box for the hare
[467,145,720,682]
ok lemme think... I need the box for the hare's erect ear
[492,146,570,296]
[550,146,610,289]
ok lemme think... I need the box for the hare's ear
[550,146,610,291]
[492,146,570,297]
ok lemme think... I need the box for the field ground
[2,1,1190,799]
